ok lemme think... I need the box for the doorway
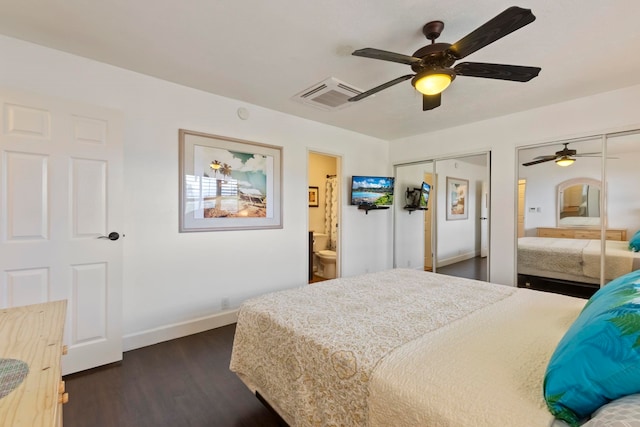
[308,151,341,283]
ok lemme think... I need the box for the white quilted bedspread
[230,269,516,426]
[368,287,585,427]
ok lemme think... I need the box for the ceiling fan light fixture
[555,156,575,167]
[412,69,455,95]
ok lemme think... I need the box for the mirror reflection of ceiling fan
[522,143,605,167]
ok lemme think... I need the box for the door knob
[98,232,121,241]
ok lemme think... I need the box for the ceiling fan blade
[531,155,559,161]
[573,152,602,157]
[348,74,414,102]
[352,48,421,65]
[449,6,536,60]
[573,154,620,160]
[454,62,541,82]
[522,157,557,167]
[423,93,441,111]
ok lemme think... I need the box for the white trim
[122,309,238,352]
[436,250,478,268]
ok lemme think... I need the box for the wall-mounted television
[350,176,395,207]
[404,182,431,209]
[420,182,431,208]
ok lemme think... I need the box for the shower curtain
[324,177,338,251]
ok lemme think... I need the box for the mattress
[230,269,585,426]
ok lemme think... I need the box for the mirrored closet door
[604,131,640,282]
[394,152,490,282]
[516,131,640,297]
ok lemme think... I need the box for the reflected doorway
[423,172,434,271]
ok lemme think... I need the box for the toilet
[312,233,337,279]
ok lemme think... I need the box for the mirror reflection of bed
[517,133,640,298]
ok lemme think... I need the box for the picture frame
[308,186,319,207]
[179,129,283,232]
[446,177,468,220]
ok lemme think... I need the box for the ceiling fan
[348,6,541,111]
[522,143,604,167]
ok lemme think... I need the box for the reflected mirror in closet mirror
[557,178,601,227]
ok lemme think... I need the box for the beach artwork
[179,130,282,232]
[189,145,272,218]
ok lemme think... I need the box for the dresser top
[0,301,67,426]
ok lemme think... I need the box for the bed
[518,237,640,285]
[230,269,590,426]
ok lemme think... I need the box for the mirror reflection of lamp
[210,160,222,178]
[555,156,575,167]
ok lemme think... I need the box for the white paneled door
[0,89,123,375]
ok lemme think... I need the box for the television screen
[351,176,395,206]
[420,182,431,208]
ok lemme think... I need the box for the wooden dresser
[537,227,627,241]
[0,301,68,426]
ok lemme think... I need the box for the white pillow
[583,394,640,427]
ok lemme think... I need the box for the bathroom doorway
[308,151,341,283]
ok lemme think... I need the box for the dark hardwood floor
[436,256,487,281]
[63,324,280,427]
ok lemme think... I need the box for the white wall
[0,35,392,347]
[390,83,640,286]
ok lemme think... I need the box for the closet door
[434,153,490,281]
[604,131,640,284]
[517,137,605,297]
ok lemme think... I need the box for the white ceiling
[1,0,639,141]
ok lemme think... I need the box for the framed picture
[179,129,283,232]
[446,177,468,220]
[308,186,319,207]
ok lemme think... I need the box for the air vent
[292,77,365,111]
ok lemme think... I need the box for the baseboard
[436,251,478,268]
[122,309,239,352]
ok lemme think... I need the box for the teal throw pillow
[629,230,640,252]
[544,269,640,426]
